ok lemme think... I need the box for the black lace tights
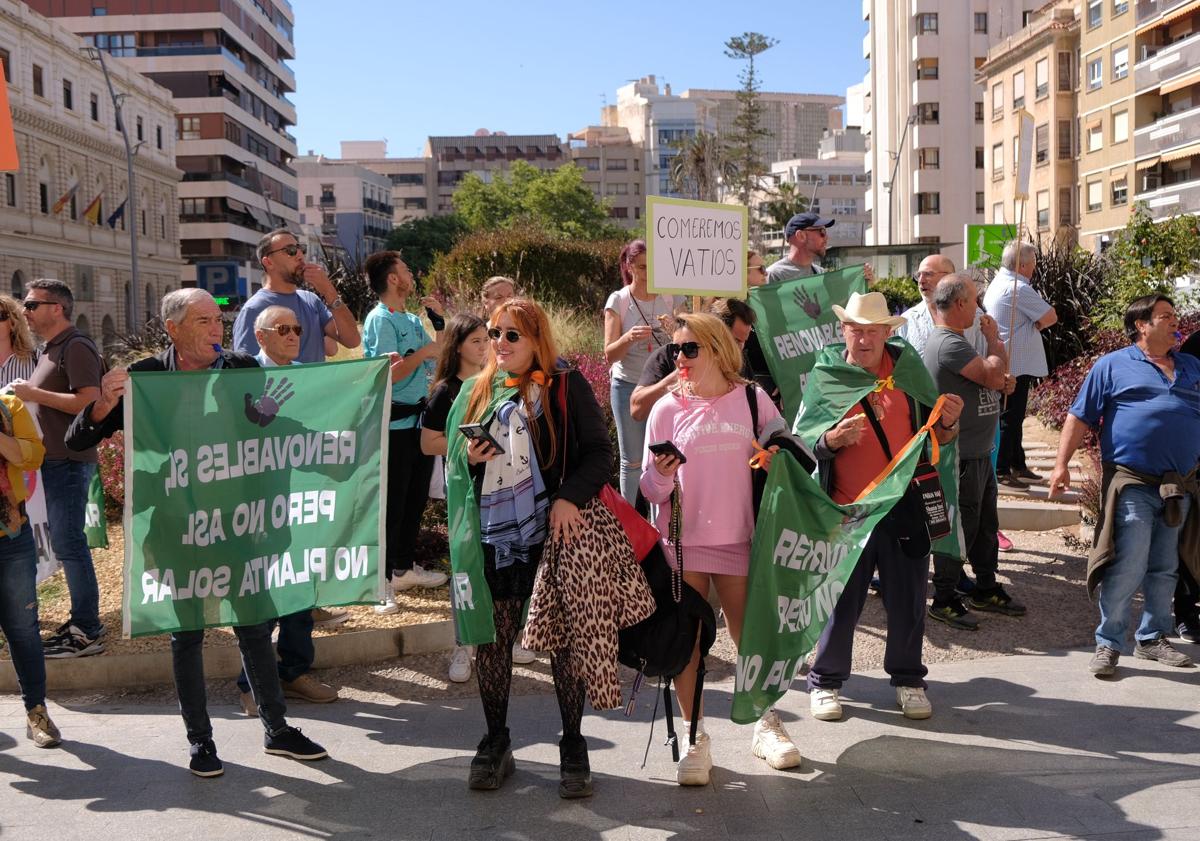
[475,598,585,740]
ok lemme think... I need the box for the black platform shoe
[468,729,514,790]
[558,734,592,799]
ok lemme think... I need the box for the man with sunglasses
[252,306,304,368]
[10,279,106,658]
[765,212,834,284]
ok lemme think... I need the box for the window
[609,206,629,219]
[1111,45,1128,81]
[992,202,1005,224]
[90,92,99,121]
[606,183,629,195]
[1112,110,1129,144]
[1111,177,1128,206]
[63,79,73,110]
[976,147,985,169]
[975,101,984,123]
[1086,180,1102,212]
[0,47,9,83]
[918,148,940,169]
[1013,71,1025,109]
[578,157,600,171]
[975,12,988,33]
[4,173,15,207]
[1087,122,1103,152]
[1112,0,1127,17]
[832,198,857,216]
[1023,10,1035,26]
[305,195,313,207]
[1035,58,1049,99]
[916,13,938,34]
[915,192,940,215]
[917,102,939,124]
[1058,120,1073,159]
[992,83,1004,120]
[992,142,1005,176]
[1036,191,1050,230]
[916,58,938,80]
[1088,0,1102,28]
[1059,187,1074,226]
[1036,123,1049,165]
[180,198,203,216]
[32,64,44,98]
[134,116,143,141]
[1087,55,1102,90]
[976,191,985,215]
[1013,136,1020,174]
[140,209,146,235]
[88,32,135,57]
[606,159,628,170]
[179,116,200,140]
[156,125,162,150]
[1058,51,1073,90]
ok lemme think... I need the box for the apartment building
[296,155,393,259]
[423,132,566,216]
[28,0,301,289]
[1,0,181,344]
[768,128,872,250]
[679,88,845,165]
[979,1,1080,241]
[338,141,431,226]
[861,0,1043,251]
[568,125,642,229]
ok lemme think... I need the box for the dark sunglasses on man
[667,341,701,359]
[22,300,58,311]
[263,324,303,336]
[266,243,307,258]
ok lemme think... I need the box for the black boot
[468,729,514,791]
[558,734,592,799]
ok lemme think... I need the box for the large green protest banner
[123,358,390,638]
[731,444,922,724]
[746,267,868,421]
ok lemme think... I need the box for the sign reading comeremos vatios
[647,196,748,298]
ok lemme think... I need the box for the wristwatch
[938,418,959,432]
[328,296,345,311]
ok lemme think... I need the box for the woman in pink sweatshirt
[640,312,798,786]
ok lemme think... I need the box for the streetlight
[82,45,139,326]
[244,158,277,227]
[885,113,918,247]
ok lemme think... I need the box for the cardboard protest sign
[647,196,747,298]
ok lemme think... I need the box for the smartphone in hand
[459,423,506,455]
[648,440,687,464]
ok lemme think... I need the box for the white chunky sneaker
[676,731,712,786]
[393,566,449,592]
[511,642,537,665]
[374,596,400,615]
[751,710,801,769]
[810,688,843,721]
[896,686,932,720]
[448,646,473,683]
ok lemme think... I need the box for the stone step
[997,483,1081,504]
[998,498,1081,530]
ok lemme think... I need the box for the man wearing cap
[796,291,963,722]
[766,212,833,284]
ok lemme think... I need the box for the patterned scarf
[479,390,549,568]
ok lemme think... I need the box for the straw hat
[831,291,906,328]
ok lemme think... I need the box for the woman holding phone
[640,313,799,786]
[444,298,611,798]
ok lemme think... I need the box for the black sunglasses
[22,300,58,311]
[667,341,701,359]
[263,324,303,336]
[487,327,523,343]
[266,243,307,258]
[0,311,9,322]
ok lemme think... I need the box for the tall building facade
[1,0,181,346]
[568,125,642,229]
[680,88,845,165]
[423,132,566,216]
[862,0,1042,251]
[979,2,1080,242]
[28,0,300,290]
[296,155,392,260]
[338,141,431,226]
[767,128,872,250]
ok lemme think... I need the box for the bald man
[896,255,988,357]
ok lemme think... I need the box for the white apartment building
[680,88,845,166]
[862,0,1043,252]
[296,155,393,260]
[766,128,872,251]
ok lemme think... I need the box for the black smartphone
[648,440,687,464]
[458,423,506,455]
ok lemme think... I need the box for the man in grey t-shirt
[922,275,1026,631]
[765,212,832,283]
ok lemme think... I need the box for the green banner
[747,266,868,421]
[85,468,107,549]
[123,359,390,638]
[731,448,916,723]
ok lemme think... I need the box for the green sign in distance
[964,223,1019,269]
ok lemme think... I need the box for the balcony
[1135,32,1200,92]
[135,45,246,74]
[1135,103,1200,157]
[911,124,941,148]
[319,196,336,209]
[912,169,943,193]
[1139,176,1200,219]
[911,33,939,59]
[912,79,939,103]
[1137,0,1195,25]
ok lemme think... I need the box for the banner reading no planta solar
[122,360,390,637]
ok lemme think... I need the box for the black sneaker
[970,586,1027,617]
[558,734,592,799]
[189,740,224,777]
[264,727,328,761]
[1134,636,1194,668]
[468,729,514,791]
[928,598,980,631]
[1089,645,1119,676]
[1014,467,1043,482]
[998,472,1030,489]
[43,625,105,659]
[954,573,977,597]
[41,622,73,648]
[1177,620,1200,644]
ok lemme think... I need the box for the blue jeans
[235,609,315,692]
[173,622,288,743]
[0,524,47,711]
[610,377,645,505]
[41,459,102,637]
[1096,484,1187,652]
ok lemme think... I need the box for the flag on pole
[82,194,103,225]
[106,198,126,228]
[51,182,79,215]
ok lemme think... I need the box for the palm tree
[668,132,737,203]
[758,182,809,233]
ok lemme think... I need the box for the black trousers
[1175,560,1200,627]
[385,426,434,577]
[932,456,999,603]
[997,375,1034,475]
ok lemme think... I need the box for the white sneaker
[751,710,801,770]
[512,642,537,665]
[676,731,712,786]
[810,688,843,721]
[896,686,932,720]
[374,597,399,615]
[448,646,473,683]
[392,566,449,592]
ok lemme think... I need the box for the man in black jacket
[65,288,328,778]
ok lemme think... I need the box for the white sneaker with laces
[896,686,932,720]
[512,642,537,665]
[810,688,843,721]
[448,646,473,683]
[751,710,801,769]
[374,597,400,615]
[676,731,712,786]
[393,566,449,592]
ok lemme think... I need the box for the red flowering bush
[96,431,125,515]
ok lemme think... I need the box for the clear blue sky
[291,1,868,159]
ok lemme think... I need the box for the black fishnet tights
[475,598,585,740]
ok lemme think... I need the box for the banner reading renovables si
[122,358,390,638]
[647,196,747,297]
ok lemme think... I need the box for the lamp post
[885,113,918,247]
[244,159,277,227]
[83,45,139,326]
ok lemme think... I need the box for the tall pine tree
[724,31,778,234]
